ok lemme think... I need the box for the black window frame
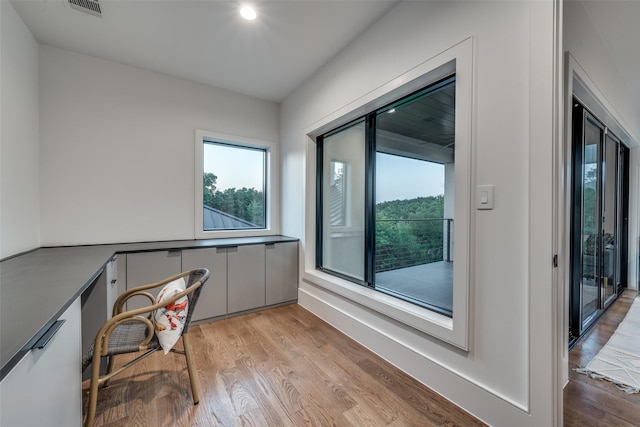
[316,74,456,316]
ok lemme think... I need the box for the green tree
[203,173,264,226]
[375,195,446,271]
[203,172,217,207]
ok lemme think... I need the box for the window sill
[302,269,469,349]
[196,228,276,240]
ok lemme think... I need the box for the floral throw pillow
[154,277,188,354]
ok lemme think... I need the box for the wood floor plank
[276,310,410,424]
[83,304,486,426]
[235,359,303,425]
[565,289,640,427]
[343,403,389,427]
[564,379,640,422]
[315,341,427,425]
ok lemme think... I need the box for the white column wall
[0,2,40,258]
[281,1,558,425]
[38,46,279,246]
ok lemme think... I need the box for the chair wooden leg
[85,354,102,427]
[102,355,115,388]
[182,334,200,404]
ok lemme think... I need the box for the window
[307,39,472,349]
[319,120,366,281]
[203,142,266,230]
[375,154,453,315]
[195,130,277,238]
[317,77,456,316]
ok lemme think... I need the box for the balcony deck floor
[376,261,453,313]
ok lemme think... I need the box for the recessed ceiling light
[240,5,257,21]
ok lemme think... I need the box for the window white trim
[194,129,279,239]
[304,38,473,350]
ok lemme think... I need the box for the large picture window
[195,130,277,239]
[317,76,456,317]
[307,40,472,349]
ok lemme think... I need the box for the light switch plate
[476,185,494,210]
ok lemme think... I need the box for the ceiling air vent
[68,0,102,18]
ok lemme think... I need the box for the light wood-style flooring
[83,304,485,427]
[564,289,640,427]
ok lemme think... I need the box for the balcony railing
[375,218,453,273]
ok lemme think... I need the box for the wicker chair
[82,268,210,427]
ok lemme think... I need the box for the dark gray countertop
[0,236,297,380]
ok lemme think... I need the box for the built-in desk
[0,235,298,380]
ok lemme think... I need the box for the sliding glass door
[578,114,601,326]
[570,100,628,343]
[602,132,621,306]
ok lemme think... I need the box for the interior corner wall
[0,1,40,259]
[281,1,556,426]
[38,45,279,246]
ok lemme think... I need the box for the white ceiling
[10,1,640,107]
[11,0,399,102]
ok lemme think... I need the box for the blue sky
[204,142,445,202]
[204,143,264,191]
[376,153,444,202]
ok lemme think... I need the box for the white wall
[281,1,558,426]
[38,46,279,246]
[0,1,40,259]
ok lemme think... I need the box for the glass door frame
[602,131,621,307]
[569,98,629,344]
